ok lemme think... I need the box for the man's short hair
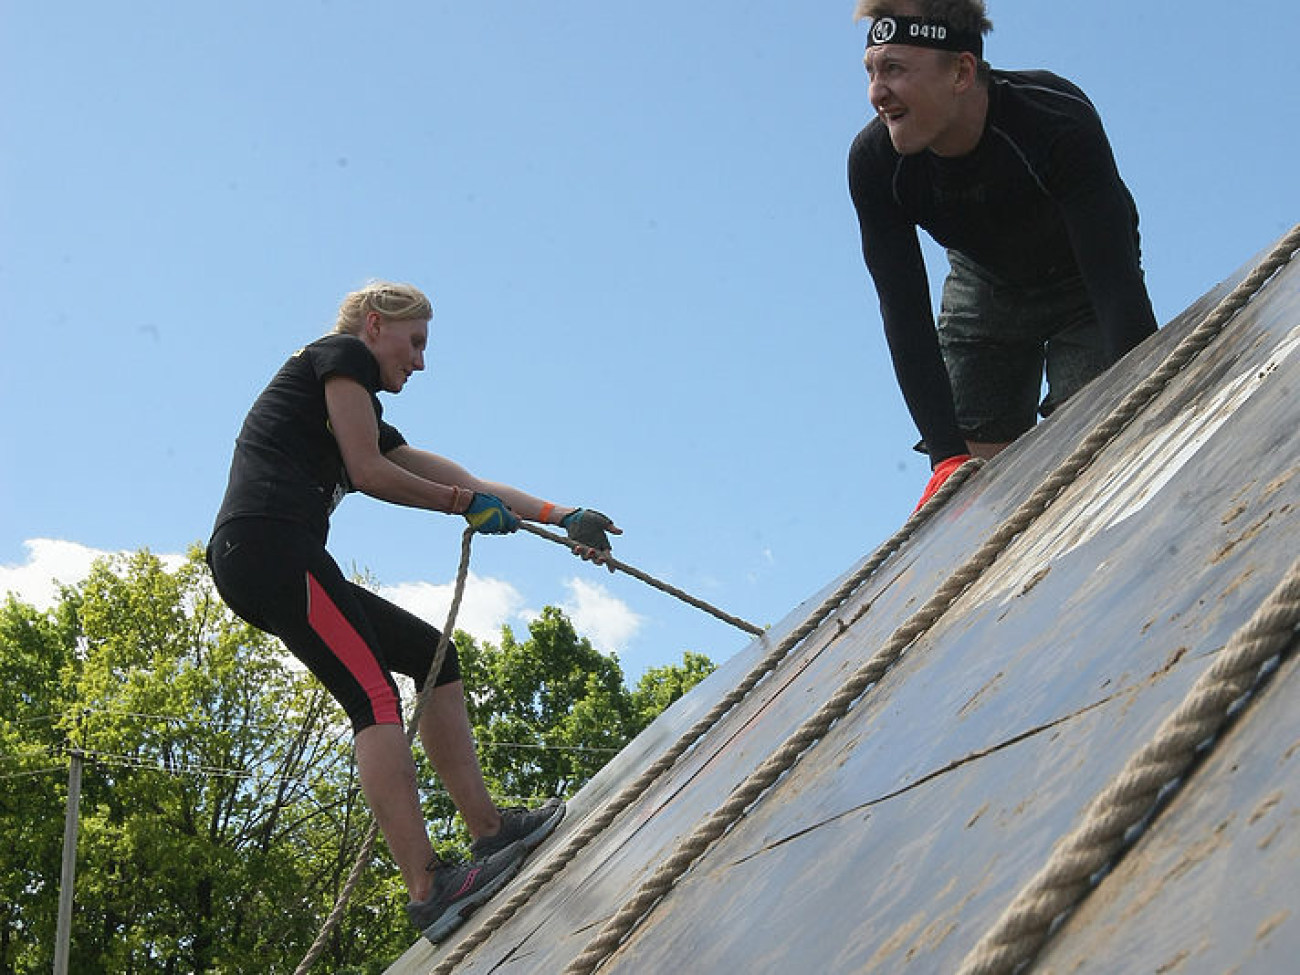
[854,0,992,38]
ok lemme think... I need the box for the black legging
[207,518,460,733]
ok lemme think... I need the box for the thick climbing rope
[561,225,1300,974]
[427,461,983,973]
[956,557,1300,975]
[293,529,475,975]
[521,523,764,636]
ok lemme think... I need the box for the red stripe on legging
[305,573,401,726]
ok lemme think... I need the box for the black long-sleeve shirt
[848,69,1157,463]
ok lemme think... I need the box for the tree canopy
[0,547,714,973]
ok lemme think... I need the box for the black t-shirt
[212,333,407,542]
[848,69,1158,462]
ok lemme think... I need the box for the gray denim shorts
[937,250,1106,444]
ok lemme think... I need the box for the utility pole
[52,745,83,975]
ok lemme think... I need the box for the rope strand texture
[428,461,983,973]
[956,558,1300,975]
[521,523,764,636]
[562,225,1300,974]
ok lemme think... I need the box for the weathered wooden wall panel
[389,239,1298,975]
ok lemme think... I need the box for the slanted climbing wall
[387,227,1300,975]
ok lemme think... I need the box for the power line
[17,707,620,754]
[0,764,65,781]
[5,712,61,727]
[53,750,554,806]
[480,740,621,755]
[3,741,591,807]
[0,746,63,767]
[8,705,350,741]
[76,706,349,741]
[79,748,308,783]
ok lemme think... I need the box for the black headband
[866,16,984,58]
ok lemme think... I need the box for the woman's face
[364,313,428,393]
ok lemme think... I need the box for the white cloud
[745,547,776,585]
[559,577,644,654]
[378,575,644,655]
[378,572,534,644]
[1,539,644,659]
[0,538,185,610]
[0,539,101,609]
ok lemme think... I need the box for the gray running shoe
[470,798,566,863]
[406,855,521,944]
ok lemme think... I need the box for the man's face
[865,43,962,155]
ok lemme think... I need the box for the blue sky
[2,1,1295,683]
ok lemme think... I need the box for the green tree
[630,651,717,733]
[438,610,716,851]
[0,594,80,974]
[0,550,398,974]
[0,548,716,973]
[458,608,638,807]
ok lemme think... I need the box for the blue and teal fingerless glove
[464,493,520,534]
